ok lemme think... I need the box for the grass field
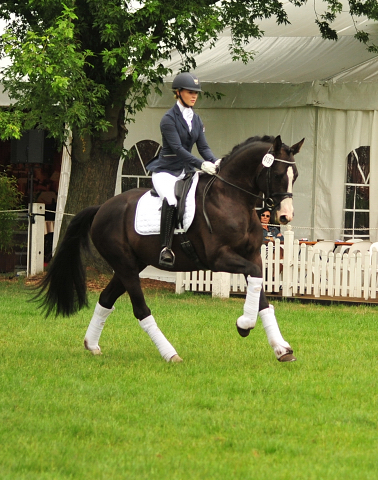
[1,277,378,479]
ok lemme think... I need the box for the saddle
[150,173,194,226]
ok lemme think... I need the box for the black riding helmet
[172,72,202,92]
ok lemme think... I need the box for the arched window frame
[121,140,161,192]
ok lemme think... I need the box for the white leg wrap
[84,302,114,353]
[139,315,178,362]
[236,276,263,330]
[259,304,292,359]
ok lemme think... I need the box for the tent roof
[164,0,378,84]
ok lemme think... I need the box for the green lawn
[0,278,377,479]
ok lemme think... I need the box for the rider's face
[178,89,199,107]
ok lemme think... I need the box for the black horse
[35,135,304,363]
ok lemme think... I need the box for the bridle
[217,154,295,209]
[202,151,296,233]
[258,157,296,209]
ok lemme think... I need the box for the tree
[0,0,377,236]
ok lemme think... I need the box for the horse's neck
[220,149,263,194]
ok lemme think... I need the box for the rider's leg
[152,172,184,268]
[159,198,177,267]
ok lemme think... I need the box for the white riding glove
[201,161,217,175]
[215,158,222,167]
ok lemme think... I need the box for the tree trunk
[59,103,126,271]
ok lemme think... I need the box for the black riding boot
[159,198,177,268]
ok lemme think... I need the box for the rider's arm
[195,117,217,163]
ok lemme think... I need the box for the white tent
[123,0,378,241]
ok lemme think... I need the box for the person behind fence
[259,208,283,242]
[147,72,220,268]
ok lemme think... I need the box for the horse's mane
[220,135,275,166]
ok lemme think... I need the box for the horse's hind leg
[98,262,182,363]
[120,272,182,363]
[84,274,125,355]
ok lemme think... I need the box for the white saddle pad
[135,172,199,235]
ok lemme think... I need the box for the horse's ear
[272,135,282,154]
[291,138,305,155]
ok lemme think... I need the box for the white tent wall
[315,108,378,242]
[121,102,316,240]
[121,81,378,242]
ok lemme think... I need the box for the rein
[202,156,295,233]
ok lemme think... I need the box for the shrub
[0,173,23,253]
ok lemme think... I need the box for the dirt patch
[2,268,175,293]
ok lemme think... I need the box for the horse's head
[257,135,304,224]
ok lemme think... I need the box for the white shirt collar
[177,101,193,131]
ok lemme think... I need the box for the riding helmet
[172,72,202,92]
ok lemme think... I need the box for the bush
[0,173,23,253]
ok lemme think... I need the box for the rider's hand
[214,158,222,167]
[201,161,217,175]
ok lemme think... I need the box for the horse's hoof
[278,353,296,362]
[84,339,102,355]
[90,348,102,356]
[236,323,251,337]
[170,354,183,363]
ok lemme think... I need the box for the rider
[147,72,220,268]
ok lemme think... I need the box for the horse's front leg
[212,252,264,338]
[237,278,295,362]
[213,249,296,362]
[258,290,296,362]
[236,275,264,336]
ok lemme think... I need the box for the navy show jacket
[147,104,217,176]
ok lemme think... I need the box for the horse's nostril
[280,215,289,225]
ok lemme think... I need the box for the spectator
[258,208,283,242]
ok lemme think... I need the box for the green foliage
[0,0,377,146]
[1,285,378,479]
[0,174,23,253]
[1,5,110,144]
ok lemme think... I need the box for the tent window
[121,140,161,192]
[343,146,370,240]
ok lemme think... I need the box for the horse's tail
[33,205,101,317]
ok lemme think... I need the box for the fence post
[175,272,185,294]
[212,272,231,298]
[29,203,45,276]
[282,226,294,297]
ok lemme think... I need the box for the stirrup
[159,247,175,267]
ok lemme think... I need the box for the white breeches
[152,170,186,206]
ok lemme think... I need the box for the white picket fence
[175,228,378,301]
